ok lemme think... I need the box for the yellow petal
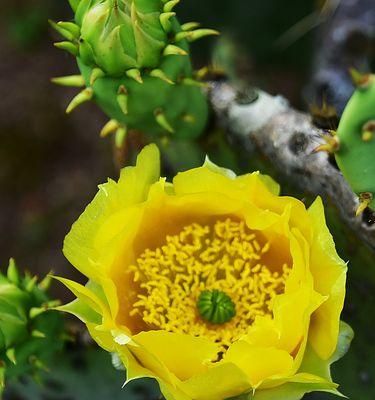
[133,330,218,381]
[224,341,294,388]
[180,362,251,400]
[53,276,109,320]
[63,144,160,281]
[307,197,347,359]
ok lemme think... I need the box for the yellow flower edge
[57,144,352,400]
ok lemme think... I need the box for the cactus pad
[334,71,375,214]
[52,0,218,145]
[0,259,64,393]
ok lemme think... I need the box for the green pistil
[197,290,236,324]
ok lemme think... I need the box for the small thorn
[54,41,78,56]
[349,68,372,89]
[51,75,85,87]
[163,44,187,56]
[181,77,208,88]
[175,29,219,43]
[313,133,339,154]
[150,69,174,84]
[115,126,128,148]
[29,356,50,372]
[90,68,105,85]
[26,276,37,292]
[182,113,196,123]
[362,120,375,142]
[49,20,75,41]
[57,21,80,38]
[356,192,373,216]
[29,307,45,319]
[181,22,201,31]
[7,258,19,285]
[154,109,174,133]
[126,68,143,83]
[194,66,210,80]
[38,273,53,291]
[163,0,180,12]
[66,88,93,114]
[100,119,120,138]
[6,348,16,365]
[31,330,46,339]
[117,85,129,115]
[362,131,374,141]
[159,12,176,31]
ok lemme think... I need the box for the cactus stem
[181,22,201,31]
[362,120,375,142]
[117,85,129,115]
[100,119,120,137]
[349,68,372,89]
[54,41,79,56]
[163,44,187,56]
[159,12,176,31]
[66,88,93,114]
[51,75,85,87]
[115,126,128,148]
[126,68,143,83]
[356,192,373,216]
[150,69,174,84]
[154,109,175,133]
[163,0,180,12]
[90,68,105,86]
[313,133,340,154]
[175,29,219,43]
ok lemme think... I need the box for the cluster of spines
[314,69,375,215]
[50,0,218,145]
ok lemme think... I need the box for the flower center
[129,218,290,354]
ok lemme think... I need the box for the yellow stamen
[129,219,290,354]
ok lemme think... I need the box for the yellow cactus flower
[57,144,351,400]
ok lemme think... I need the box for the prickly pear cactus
[51,0,218,146]
[334,71,375,214]
[0,259,64,394]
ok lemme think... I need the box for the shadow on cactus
[0,259,65,394]
[51,0,218,147]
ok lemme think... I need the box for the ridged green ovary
[0,259,64,393]
[334,74,375,211]
[53,0,218,142]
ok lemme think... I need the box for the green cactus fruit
[334,70,375,214]
[0,259,64,394]
[51,0,218,146]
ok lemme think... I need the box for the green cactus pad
[52,0,218,145]
[0,259,64,394]
[334,72,375,212]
